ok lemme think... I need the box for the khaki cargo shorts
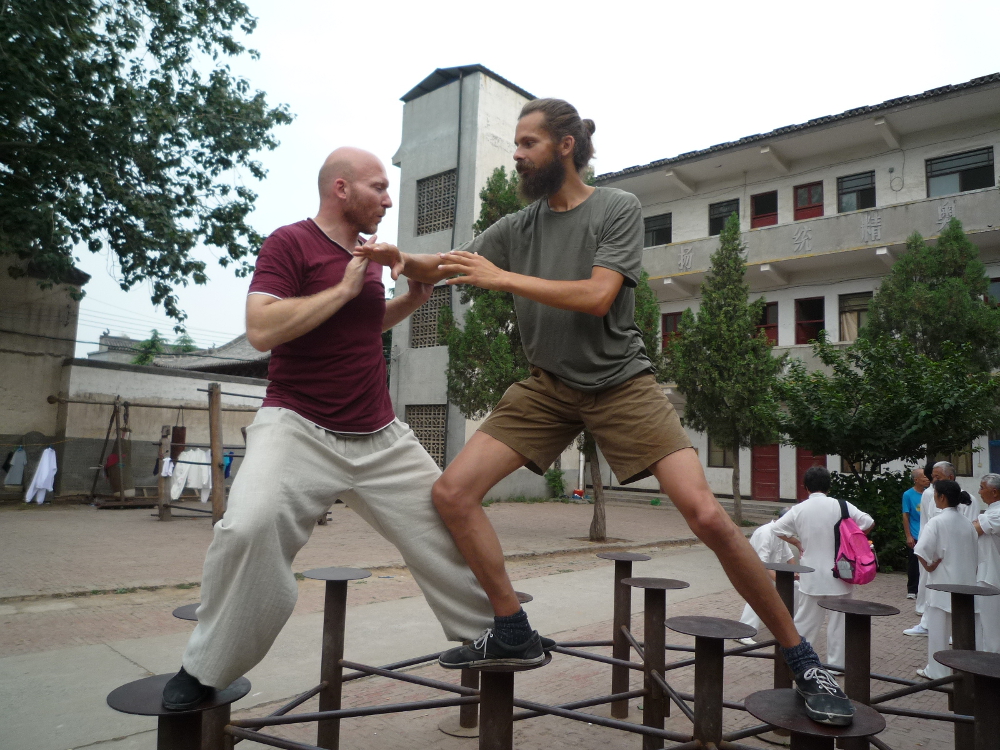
[479,368,692,485]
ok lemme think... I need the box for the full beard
[517,155,566,203]
[343,195,382,236]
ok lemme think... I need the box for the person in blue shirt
[902,466,930,597]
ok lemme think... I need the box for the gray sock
[781,638,821,677]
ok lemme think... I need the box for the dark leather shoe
[162,667,211,710]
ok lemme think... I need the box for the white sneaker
[915,668,931,680]
[904,625,929,637]
[733,637,757,646]
[906,593,917,599]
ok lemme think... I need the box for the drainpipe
[444,70,463,465]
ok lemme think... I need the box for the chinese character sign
[677,246,693,271]
[792,226,813,254]
[860,211,882,243]
[937,201,956,229]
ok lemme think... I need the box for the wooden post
[157,425,172,521]
[208,383,225,525]
[112,396,126,504]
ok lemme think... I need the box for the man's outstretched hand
[437,250,507,291]
[354,235,405,279]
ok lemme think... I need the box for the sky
[72,0,1000,356]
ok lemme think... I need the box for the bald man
[162,148,496,710]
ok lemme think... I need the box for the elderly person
[902,467,930,599]
[975,473,1000,653]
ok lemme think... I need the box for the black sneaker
[794,666,855,726]
[540,636,556,651]
[439,629,545,669]
[162,667,211,710]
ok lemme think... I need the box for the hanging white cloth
[24,447,57,504]
[170,449,212,500]
[160,457,174,477]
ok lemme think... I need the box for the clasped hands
[353,236,506,291]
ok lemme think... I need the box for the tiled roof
[401,64,535,103]
[596,73,1000,183]
[152,333,267,370]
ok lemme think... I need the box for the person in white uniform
[907,462,950,636]
[774,465,874,671]
[736,518,797,645]
[974,473,1000,653]
[913,479,978,679]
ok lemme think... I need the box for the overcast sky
[73,0,1000,356]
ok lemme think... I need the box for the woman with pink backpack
[913,479,978,680]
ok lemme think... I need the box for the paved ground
[0,499,955,749]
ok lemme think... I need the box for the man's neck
[546,169,595,213]
[312,212,359,250]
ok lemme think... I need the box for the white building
[597,73,1000,500]
[389,65,556,498]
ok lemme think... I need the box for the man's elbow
[588,293,617,317]
[245,327,272,352]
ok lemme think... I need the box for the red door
[752,444,780,502]
[796,448,827,500]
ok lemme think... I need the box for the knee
[432,476,473,521]
[687,499,736,546]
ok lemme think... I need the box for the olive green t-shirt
[456,187,652,393]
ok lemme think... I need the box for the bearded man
[359,100,855,726]
[161,148,498,711]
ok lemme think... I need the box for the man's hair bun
[583,119,596,136]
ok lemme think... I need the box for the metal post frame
[843,612,871,750]
[317,581,347,749]
[479,672,514,750]
[642,589,667,750]
[973,674,1000,750]
[460,668,480,728]
[774,569,795,689]
[157,713,203,750]
[692,635,725,746]
[612,558,634,717]
[950,592,976,750]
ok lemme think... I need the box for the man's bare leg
[651,447,801,648]
[432,431,527,617]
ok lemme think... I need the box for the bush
[544,468,566,498]
[829,470,911,572]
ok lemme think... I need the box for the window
[794,182,824,220]
[708,434,736,468]
[644,213,672,247]
[795,297,825,344]
[709,199,739,236]
[837,172,876,213]
[926,148,995,198]
[405,405,448,468]
[988,277,1000,306]
[932,446,974,477]
[416,169,457,236]
[750,191,778,228]
[409,285,451,348]
[661,312,682,349]
[838,292,872,343]
[757,302,778,344]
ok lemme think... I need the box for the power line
[0,327,264,363]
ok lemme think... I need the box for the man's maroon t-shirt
[248,218,394,433]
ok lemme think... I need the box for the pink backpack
[832,498,877,584]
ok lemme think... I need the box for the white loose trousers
[923,606,951,679]
[183,407,493,689]
[794,591,852,670]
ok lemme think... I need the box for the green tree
[439,167,528,419]
[779,333,1000,481]
[636,269,665,379]
[665,213,782,524]
[0,1,292,325]
[861,218,1000,372]
[132,329,166,365]
[174,332,198,353]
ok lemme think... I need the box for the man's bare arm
[246,256,369,352]
[382,280,435,331]
[437,251,624,317]
[353,243,450,284]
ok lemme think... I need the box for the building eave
[400,64,535,103]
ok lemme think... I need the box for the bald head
[318,147,384,201]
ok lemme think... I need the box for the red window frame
[794,182,824,221]
[795,297,825,344]
[757,302,778,344]
[751,191,778,229]
[662,312,682,349]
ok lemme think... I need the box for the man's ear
[332,177,350,201]
[559,134,576,159]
